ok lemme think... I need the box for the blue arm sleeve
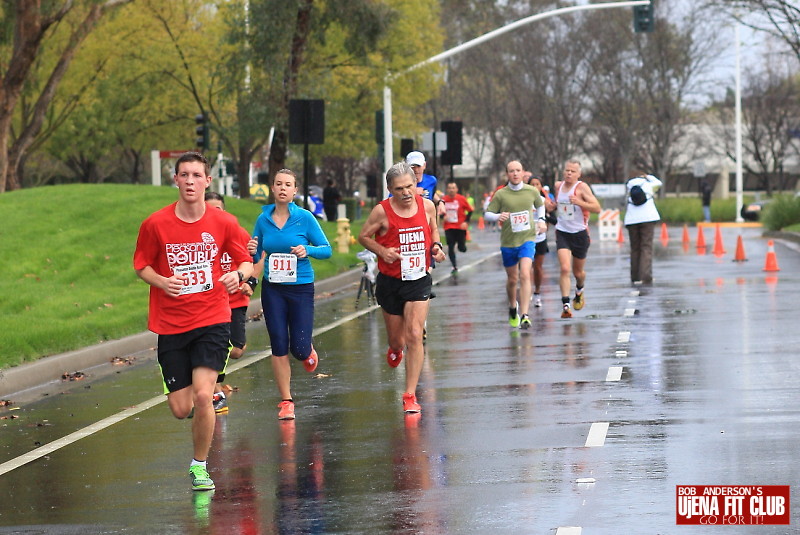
[251,219,263,263]
[304,213,332,259]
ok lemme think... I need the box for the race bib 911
[268,253,297,283]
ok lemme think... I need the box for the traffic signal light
[375,110,384,145]
[440,121,463,166]
[633,4,654,33]
[400,139,414,158]
[195,113,209,151]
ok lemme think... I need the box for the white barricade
[598,209,621,241]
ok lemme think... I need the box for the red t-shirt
[133,202,251,335]
[219,226,253,310]
[376,196,432,280]
[441,193,473,230]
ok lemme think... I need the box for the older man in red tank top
[358,162,446,414]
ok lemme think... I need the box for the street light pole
[734,21,744,223]
[381,0,652,198]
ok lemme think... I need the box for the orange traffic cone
[712,224,726,256]
[660,222,669,246]
[733,235,747,262]
[477,216,485,230]
[682,224,691,246]
[696,226,706,248]
[617,224,625,244]
[466,229,472,242]
[763,240,780,272]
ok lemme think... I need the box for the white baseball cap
[406,151,425,167]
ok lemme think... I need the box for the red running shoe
[302,347,319,373]
[402,392,421,413]
[386,348,404,368]
[277,400,295,420]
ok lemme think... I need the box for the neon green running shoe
[190,465,215,491]
[508,306,520,328]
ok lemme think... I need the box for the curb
[763,230,800,246]
[0,267,363,401]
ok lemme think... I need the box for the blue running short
[500,241,536,268]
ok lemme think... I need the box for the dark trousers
[627,221,656,283]
[324,205,338,222]
[444,228,467,268]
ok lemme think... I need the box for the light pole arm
[381,0,652,198]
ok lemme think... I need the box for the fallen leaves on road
[0,400,12,407]
[314,373,331,379]
[61,371,86,381]
[111,356,135,366]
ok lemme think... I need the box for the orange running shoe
[302,347,319,373]
[277,400,295,420]
[402,392,421,413]
[561,304,572,318]
[386,348,404,368]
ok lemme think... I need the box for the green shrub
[632,196,747,224]
[760,194,800,231]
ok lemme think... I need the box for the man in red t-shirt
[133,152,253,491]
[440,180,473,273]
[358,162,446,414]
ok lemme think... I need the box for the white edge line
[0,395,164,476]
[555,527,582,535]
[0,249,502,477]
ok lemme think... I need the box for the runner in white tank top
[553,160,601,318]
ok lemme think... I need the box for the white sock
[190,459,207,469]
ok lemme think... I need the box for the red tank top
[376,196,432,280]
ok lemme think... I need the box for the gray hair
[385,161,415,189]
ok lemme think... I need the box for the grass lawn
[0,184,363,369]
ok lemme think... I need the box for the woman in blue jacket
[252,169,332,420]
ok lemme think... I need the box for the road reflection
[390,406,448,534]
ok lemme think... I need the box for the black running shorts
[157,322,230,394]
[556,229,590,260]
[376,272,432,316]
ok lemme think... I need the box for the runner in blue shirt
[251,169,332,420]
[406,151,445,216]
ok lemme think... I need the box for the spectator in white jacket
[624,174,662,284]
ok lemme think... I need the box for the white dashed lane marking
[585,422,610,447]
[606,366,624,381]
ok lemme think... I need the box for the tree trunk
[237,145,252,199]
[269,130,288,179]
[0,0,132,192]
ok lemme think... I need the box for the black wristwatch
[236,270,244,283]
[246,277,259,289]
[432,241,444,253]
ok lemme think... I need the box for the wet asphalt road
[0,225,798,534]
